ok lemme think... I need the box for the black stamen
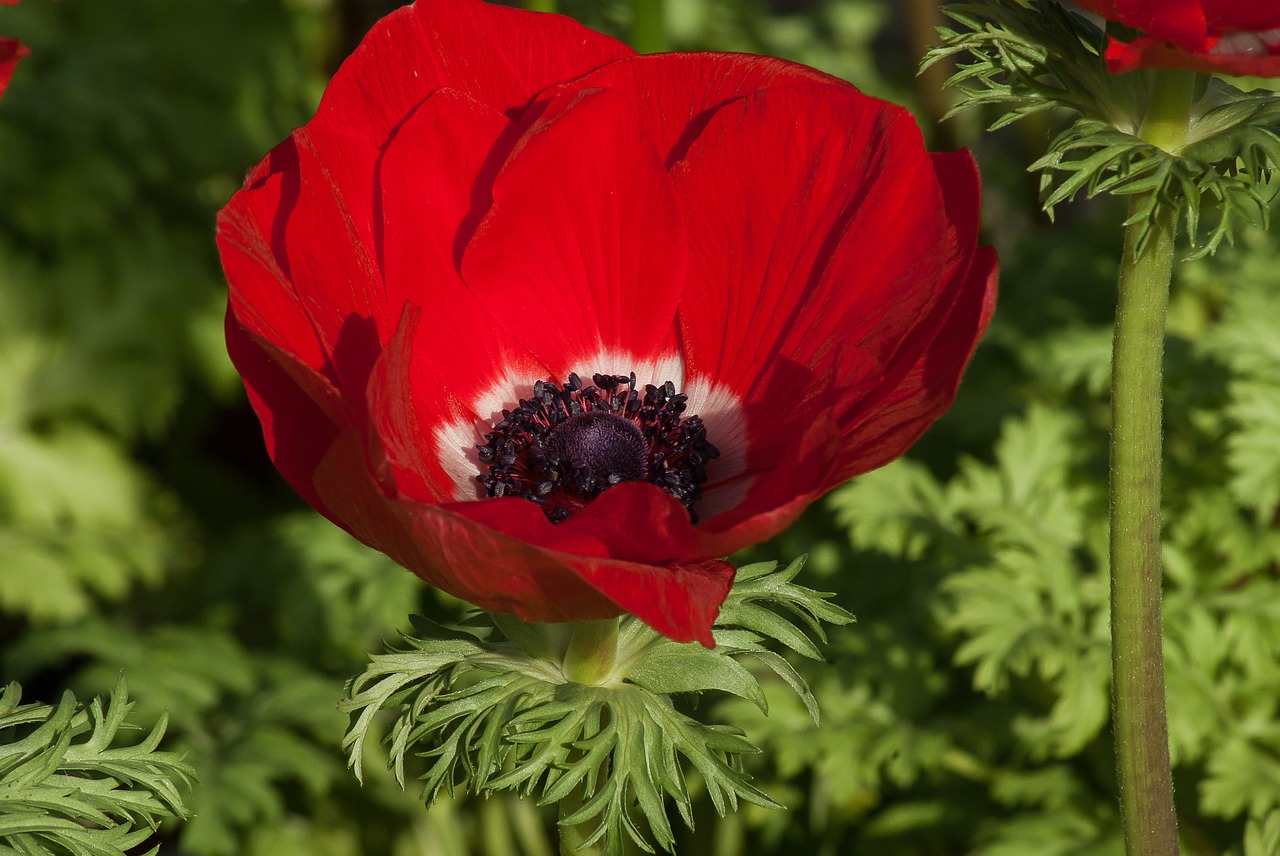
[475,373,718,524]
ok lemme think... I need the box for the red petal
[571,554,733,647]
[1076,0,1209,50]
[218,131,387,399]
[825,152,995,480]
[672,82,968,506]
[562,51,840,166]
[218,150,330,377]
[282,132,386,396]
[1202,0,1280,32]
[377,86,549,419]
[365,306,457,504]
[449,481,705,567]
[690,226,989,558]
[832,246,998,484]
[310,0,633,146]
[0,38,25,99]
[378,88,510,309]
[459,87,686,375]
[1105,34,1280,75]
[693,405,847,555]
[828,150,981,427]
[225,313,349,522]
[674,84,954,395]
[314,431,732,645]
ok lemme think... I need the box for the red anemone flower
[1075,0,1280,76]
[217,0,997,646]
[0,0,24,101]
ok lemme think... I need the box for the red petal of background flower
[1201,0,1280,32]
[1077,0,1280,73]
[1105,35,1280,75]
[314,431,733,645]
[1076,0,1209,50]
[459,87,686,375]
[0,37,24,99]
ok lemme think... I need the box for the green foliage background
[1,0,1278,853]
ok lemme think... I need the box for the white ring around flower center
[432,348,751,519]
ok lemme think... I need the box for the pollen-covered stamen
[476,372,719,524]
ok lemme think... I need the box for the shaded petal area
[831,246,998,485]
[672,85,963,492]
[1076,0,1280,74]
[315,432,733,645]
[219,132,387,401]
[1104,35,1280,75]
[1082,0,1208,50]
[0,37,25,99]
[225,317,350,522]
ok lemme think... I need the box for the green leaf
[929,1,1280,255]
[339,556,849,856]
[0,679,194,856]
[624,641,767,712]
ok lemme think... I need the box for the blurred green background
[2,0,1280,853]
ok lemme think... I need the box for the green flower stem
[631,0,667,54]
[558,619,619,855]
[561,618,620,686]
[525,0,558,12]
[1136,70,1197,155]
[1109,69,1196,856]
[558,788,600,856]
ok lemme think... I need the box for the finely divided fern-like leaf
[340,557,852,856]
[0,678,194,856]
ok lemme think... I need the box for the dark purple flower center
[476,372,719,524]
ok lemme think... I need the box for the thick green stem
[557,621,618,853]
[525,0,557,13]
[561,619,620,686]
[558,791,600,856]
[557,620,618,854]
[631,0,667,53]
[1109,69,1196,856]
[1111,194,1179,856]
[1137,70,1197,155]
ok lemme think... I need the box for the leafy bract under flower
[1075,0,1280,75]
[216,0,997,646]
